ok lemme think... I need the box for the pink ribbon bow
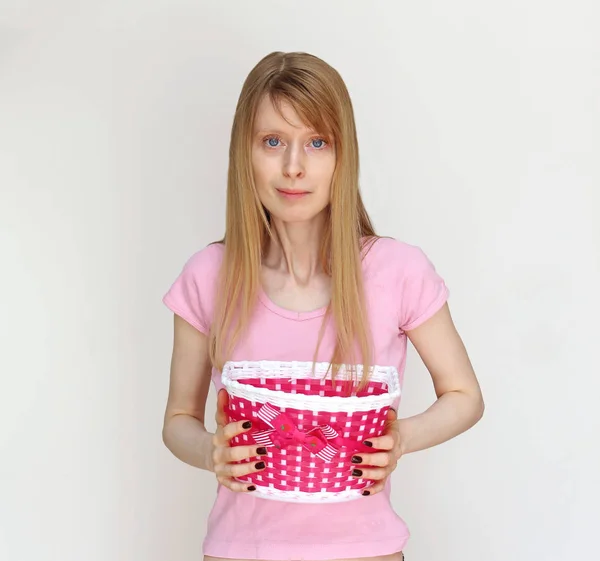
[253,403,339,462]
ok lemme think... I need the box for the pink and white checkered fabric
[223,361,400,503]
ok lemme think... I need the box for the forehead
[253,95,315,133]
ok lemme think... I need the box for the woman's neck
[263,214,326,285]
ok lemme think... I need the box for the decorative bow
[253,403,339,462]
[251,403,374,462]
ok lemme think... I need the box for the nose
[282,143,305,179]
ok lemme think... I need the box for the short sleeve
[162,243,224,334]
[398,245,449,332]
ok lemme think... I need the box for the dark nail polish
[364,441,373,447]
[362,490,370,496]
[256,447,267,456]
[242,421,252,429]
[352,468,363,477]
[255,461,266,470]
[247,486,256,491]
[351,455,362,464]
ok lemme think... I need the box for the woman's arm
[162,314,215,472]
[398,302,485,455]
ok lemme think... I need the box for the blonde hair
[209,51,378,389]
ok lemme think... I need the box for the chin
[270,211,317,224]
[270,201,328,223]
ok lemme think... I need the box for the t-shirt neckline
[258,287,329,321]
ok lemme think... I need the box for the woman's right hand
[211,389,267,492]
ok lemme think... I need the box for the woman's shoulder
[362,235,434,276]
[182,241,225,274]
[162,241,225,334]
[362,236,448,330]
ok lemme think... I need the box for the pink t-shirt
[163,237,449,560]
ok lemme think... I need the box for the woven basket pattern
[222,360,400,503]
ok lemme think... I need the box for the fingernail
[352,468,363,477]
[242,421,252,429]
[247,486,256,491]
[256,447,267,456]
[255,461,266,470]
[362,490,370,496]
[364,441,373,447]
[351,456,362,464]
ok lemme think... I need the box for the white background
[1,2,599,560]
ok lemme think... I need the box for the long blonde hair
[209,51,378,389]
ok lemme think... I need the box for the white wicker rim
[221,360,400,413]
[245,485,366,504]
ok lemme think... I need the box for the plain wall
[1,2,599,560]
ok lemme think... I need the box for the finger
[217,476,258,493]
[220,444,268,464]
[361,479,386,496]
[215,389,230,427]
[351,452,391,468]
[221,419,254,442]
[362,433,395,451]
[386,408,398,424]
[219,459,267,479]
[351,466,390,481]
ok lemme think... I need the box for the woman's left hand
[350,408,404,496]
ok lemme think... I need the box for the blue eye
[263,136,327,149]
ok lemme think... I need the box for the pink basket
[222,360,401,503]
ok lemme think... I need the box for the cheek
[253,147,279,171]
[252,154,278,210]
[316,155,336,189]
[251,153,270,188]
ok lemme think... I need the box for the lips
[276,188,310,196]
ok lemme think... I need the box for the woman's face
[251,95,336,225]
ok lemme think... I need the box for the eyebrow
[254,128,321,137]
[255,129,286,136]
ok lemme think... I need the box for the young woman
[162,51,484,561]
